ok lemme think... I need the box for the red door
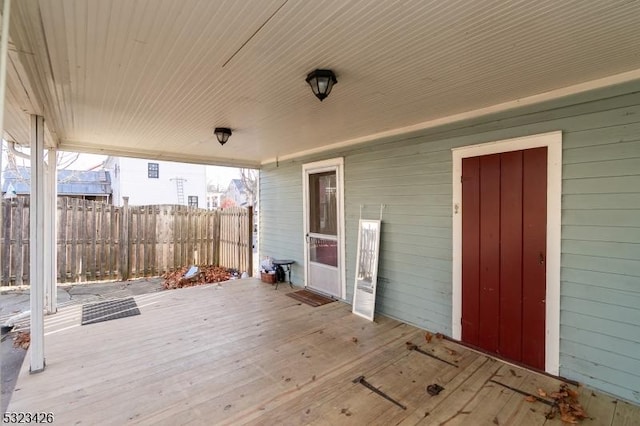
[461,147,547,370]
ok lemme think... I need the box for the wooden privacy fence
[0,197,253,286]
[218,207,253,275]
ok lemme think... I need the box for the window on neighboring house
[148,162,159,178]
[188,196,198,208]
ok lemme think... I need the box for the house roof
[3,1,640,167]
[2,166,112,196]
[229,179,244,192]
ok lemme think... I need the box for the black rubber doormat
[81,297,140,325]
[286,289,335,307]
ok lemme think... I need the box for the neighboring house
[2,166,112,202]
[206,191,224,210]
[224,179,249,207]
[260,84,640,404]
[104,157,207,207]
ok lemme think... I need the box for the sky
[2,143,243,189]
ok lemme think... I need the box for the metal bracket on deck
[353,375,406,410]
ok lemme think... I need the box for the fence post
[213,209,220,267]
[1,199,10,286]
[247,206,253,277]
[120,196,130,280]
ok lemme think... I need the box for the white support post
[0,0,10,137]
[0,1,12,312]
[44,149,57,314]
[30,114,46,373]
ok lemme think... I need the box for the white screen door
[303,159,344,298]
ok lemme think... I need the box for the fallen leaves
[524,395,537,403]
[537,388,547,397]
[425,332,433,343]
[405,341,418,351]
[444,347,458,356]
[13,331,30,349]
[162,265,232,289]
[424,332,446,343]
[543,384,587,424]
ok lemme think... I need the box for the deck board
[8,279,640,425]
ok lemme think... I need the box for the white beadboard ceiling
[4,0,640,167]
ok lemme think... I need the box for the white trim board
[451,131,562,375]
[302,158,346,300]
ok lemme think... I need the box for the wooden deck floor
[8,279,638,425]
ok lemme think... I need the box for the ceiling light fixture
[214,127,232,145]
[305,69,337,101]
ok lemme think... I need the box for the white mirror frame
[352,219,381,321]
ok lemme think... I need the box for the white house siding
[260,84,640,404]
[106,158,207,207]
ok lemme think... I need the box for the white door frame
[302,158,346,299]
[451,131,562,375]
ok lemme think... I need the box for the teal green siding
[260,86,640,403]
[560,116,640,403]
[259,163,304,284]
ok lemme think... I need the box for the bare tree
[240,168,258,206]
[4,143,89,171]
[3,142,103,188]
[57,151,81,169]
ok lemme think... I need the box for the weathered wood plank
[612,400,640,426]
[135,208,142,277]
[148,206,154,275]
[57,198,67,283]
[89,200,97,281]
[129,207,136,277]
[151,206,157,276]
[2,200,12,285]
[143,206,150,276]
[414,359,503,425]
[14,198,24,286]
[580,389,618,425]
[75,199,82,281]
[171,207,177,271]
[109,204,115,279]
[99,202,107,279]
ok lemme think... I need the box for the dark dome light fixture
[214,127,232,145]
[305,69,337,101]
